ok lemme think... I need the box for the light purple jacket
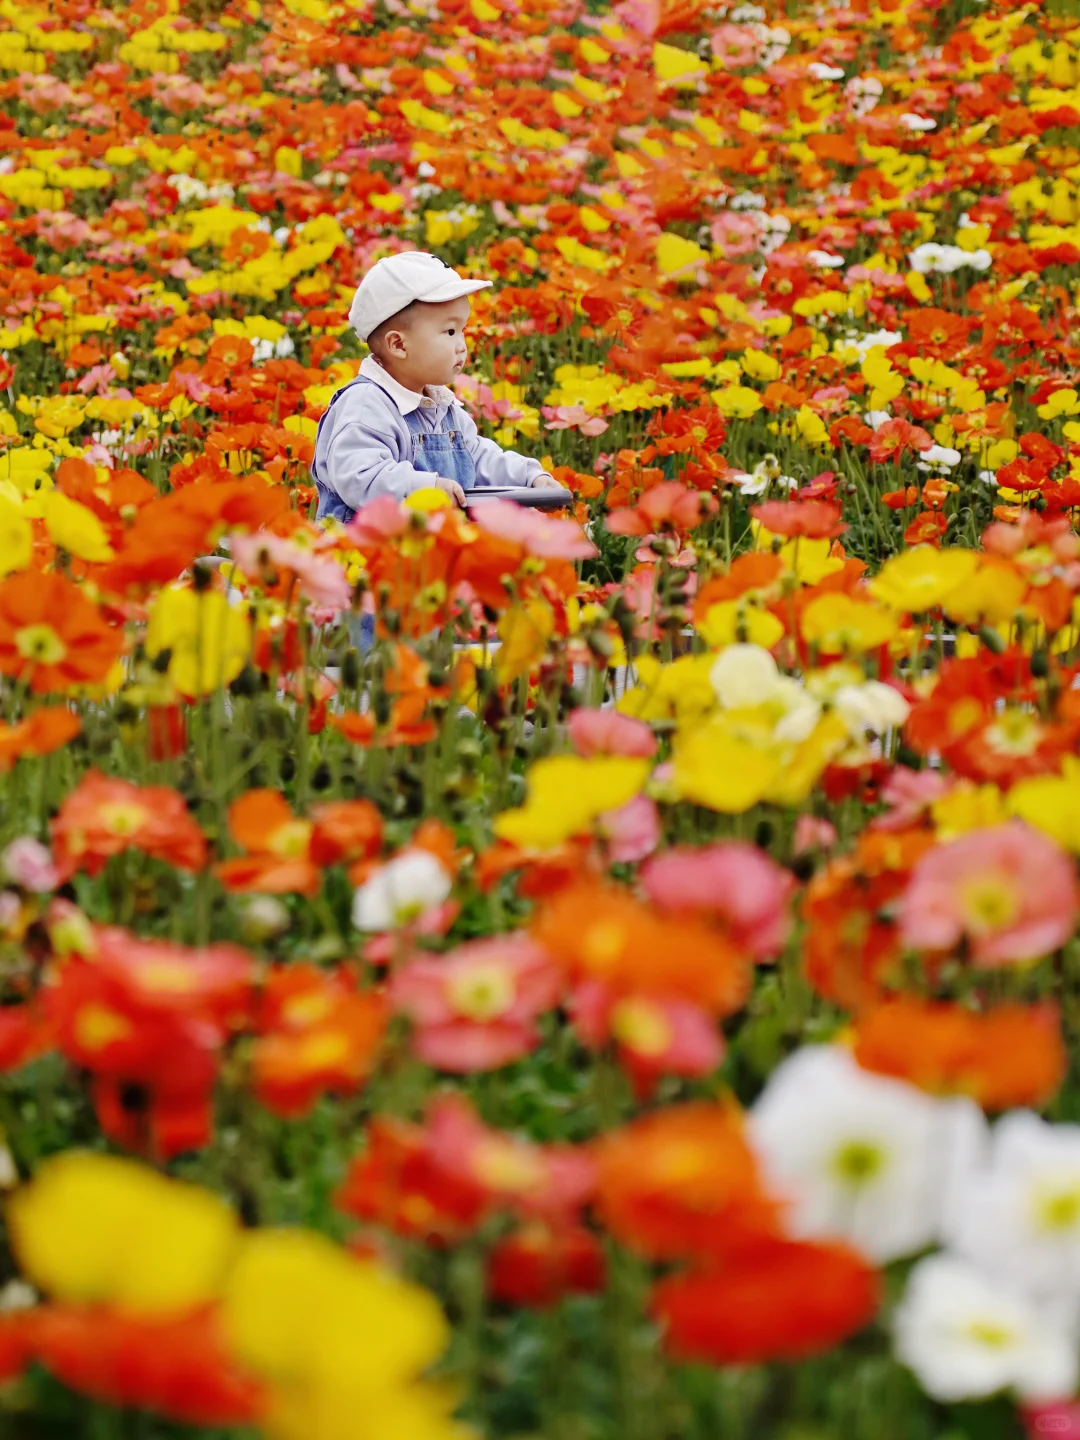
[312,356,545,509]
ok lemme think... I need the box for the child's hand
[430,474,466,506]
[529,472,566,491]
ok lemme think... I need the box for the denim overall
[313,377,477,650]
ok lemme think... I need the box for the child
[312,250,565,521]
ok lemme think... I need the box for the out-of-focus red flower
[651,1237,880,1364]
[27,1306,266,1427]
[251,964,387,1118]
[51,771,207,882]
[487,1223,605,1309]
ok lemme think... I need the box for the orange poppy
[533,883,751,1015]
[853,999,1066,1111]
[0,573,124,694]
[213,789,320,897]
[594,1104,778,1261]
[0,707,81,773]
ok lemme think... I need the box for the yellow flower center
[15,623,67,666]
[1035,1182,1080,1233]
[472,1140,543,1194]
[74,1004,133,1052]
[582,920,627,975]
[281,991,334,1028]
[268,819,313,859]
[960,876,1018,936]
[832,1140,885,1186]
[611,998,672,1058]
[100,802,149,838]
[446,962,515,1022]
[983,711,1041,757]
[965,1320,1014,1349]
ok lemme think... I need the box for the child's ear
[384,328,408,358]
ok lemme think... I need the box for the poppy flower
[594,1104,779,1261]
[533,882,752,1015]
[0,572,124,694]
[251,965,387,1118]
[213,789,320,897]
[853,1000,1066,1111]
[899,822,1080,968]
[26,1306,266,1427]
[651,1237,880,1365]
[51,771,208,881]
[0,706,81,773]
[750,500,847,540]
[389,934,561,1072]
[487,1223,605,1309]
[641,841,796,960]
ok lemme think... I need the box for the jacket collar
[359,355,454,415]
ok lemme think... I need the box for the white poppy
[944,1111,1080,1309]
[833,680,911,737]
[894,1254,1078,1404]
[749,1046,984,1263]
[352,850,452,932]
[900,113,937,132]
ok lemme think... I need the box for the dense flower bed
[1,0,1080,1435]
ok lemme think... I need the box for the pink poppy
[597,795,661,864]
[899,822,1080,968]
[871,768,952,832]
[542,404,610,436]
[469,498,596,560]
[426,1094,596,1219]
[710,210,764,256]
[792,815,837,856]
[641,842,796,960]
[607,481,716,536]
[230,532,352,611]
[710,22,760,66]
[571,980,722,1096]
[389,934,561,1071]
[568,708,657,759]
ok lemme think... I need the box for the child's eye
[447,328,457,335]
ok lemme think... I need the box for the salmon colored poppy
[51,772,208,882]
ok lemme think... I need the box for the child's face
[390,296,471,388]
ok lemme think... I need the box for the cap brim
[417,277,493,303]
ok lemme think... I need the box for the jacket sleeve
[455,405,546,489]
[325,406,433,506]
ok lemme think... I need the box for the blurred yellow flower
[494,754,649,850]
[7,1151,238,1314]
[870,546,979,613]
[146,584,252,697]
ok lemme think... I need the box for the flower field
[5,0,1080,1434]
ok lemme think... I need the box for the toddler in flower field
[311,250,565,520]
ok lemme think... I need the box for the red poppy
[651,1237,880,1365]
[27,1306,265,1427]
[487,1223,605,1309]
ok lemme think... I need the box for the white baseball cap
[348,251,492,342]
